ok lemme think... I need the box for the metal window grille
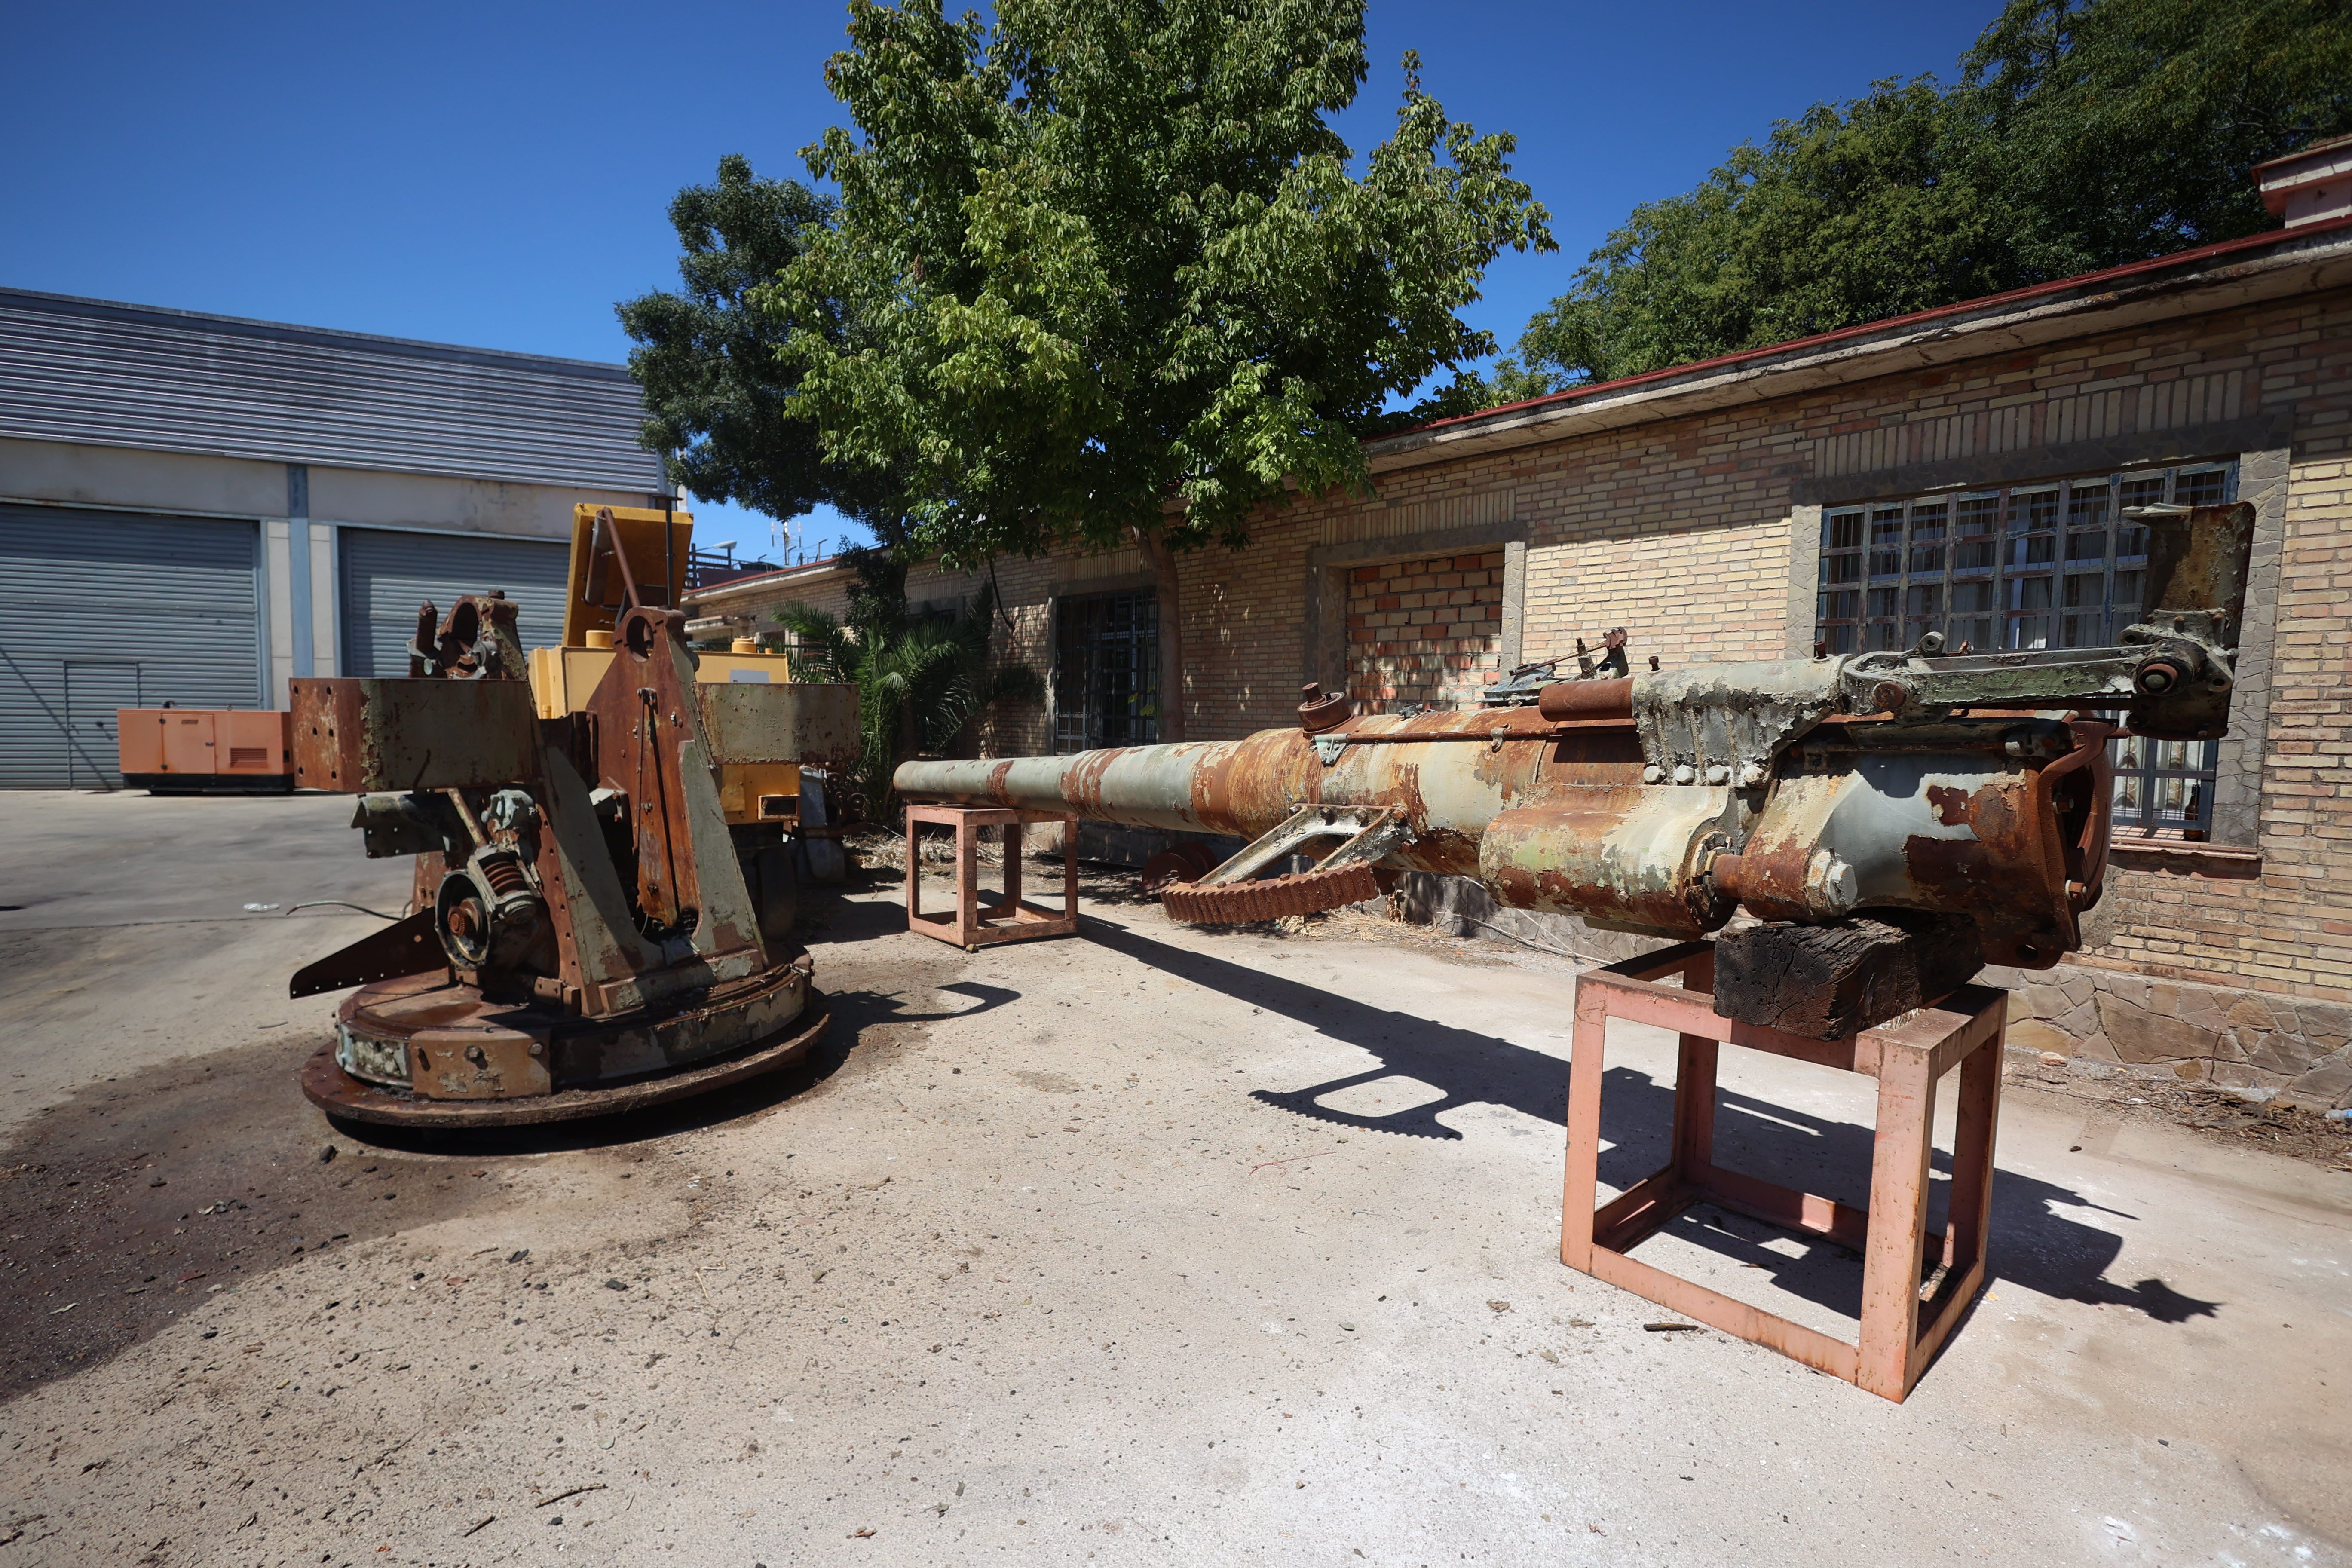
[1816,462,2236,838]
[1053,590,1159,753]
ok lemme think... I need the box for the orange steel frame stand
[904,804,1081,952]
[1563,941,2006,1403]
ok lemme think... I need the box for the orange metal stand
[904,804,1080,952]
[1562,940,2006,1403]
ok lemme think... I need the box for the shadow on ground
[1085,913,2220,1332]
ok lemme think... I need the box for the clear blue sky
[3,0,1999,558]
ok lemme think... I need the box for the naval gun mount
[896,501,2256,1041]
[284,515,859,1127]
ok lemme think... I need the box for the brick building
[689,161,2352,1108]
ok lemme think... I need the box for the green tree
[1963,0,2352,277]
[616,155,903,534]
[1498,0,2352,397]
[775,552,1044,820]
[767,0,1553,566]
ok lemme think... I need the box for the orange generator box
[116,708,295,793]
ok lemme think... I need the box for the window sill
[2107,837,2260,879]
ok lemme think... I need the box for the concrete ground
[1,789,2348,1568]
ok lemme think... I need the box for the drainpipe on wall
[286,463,313,678]
[1130,524,1185,743]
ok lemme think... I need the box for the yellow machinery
[526,504,803,827]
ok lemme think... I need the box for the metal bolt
[1871,680,1908,714]
[1704,765,1730,786]
[1672,764,1696,786]
[1642,766,1662,784]
[1738,762,1768,789]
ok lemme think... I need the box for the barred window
[1816,462,2236,839]
[1053,590,1159,753]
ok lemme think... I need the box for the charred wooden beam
[1712,912,1984,1041]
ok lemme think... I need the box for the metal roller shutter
[0,505,263,788]
[338,529,570,677]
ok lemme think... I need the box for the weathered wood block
[1713,912,1984,1041]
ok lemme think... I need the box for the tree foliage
[766,0,1553,566]
[616,155,903,534]
[1965,0,2352,274]
[1484,0,2352,400]
[775,554,1044,818]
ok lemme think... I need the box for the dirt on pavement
[0,1034,534,1394]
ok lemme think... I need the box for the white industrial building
[0,287,671,787]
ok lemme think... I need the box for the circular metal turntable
[302,982,830,1129]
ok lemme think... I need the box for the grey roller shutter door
[338,529,570,677]
[0,505,264,788]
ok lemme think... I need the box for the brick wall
[1169,285,2351,1095]
[1344,550,1506,713]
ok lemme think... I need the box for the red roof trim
[1405,215,2352,439]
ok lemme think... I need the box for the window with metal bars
[1816,462,2236,838]
[1052,590,1159,753]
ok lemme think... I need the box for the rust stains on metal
[2039,720,2116,913]
[1297,681,1351,733]
[582,608,703,937]
[1162,862,1381,924]
[1480,789,1734,937]
[2144,500,2255,626]
[696,681,860,772]
[289,678,541,793]
[288,909,442,999]
[893,645,2165,963]
[1535,677,1632,723]
[303,991,831,1129]
[292,569,849,1127]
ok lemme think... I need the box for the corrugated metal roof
[0,288,667,492]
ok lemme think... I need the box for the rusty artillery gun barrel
[892,703,1615,870]
[896,683,2099,970]
[898,504,2256,1038]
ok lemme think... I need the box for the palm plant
[775,551,1043,821]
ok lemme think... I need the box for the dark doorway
[1054,589,1159,753]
